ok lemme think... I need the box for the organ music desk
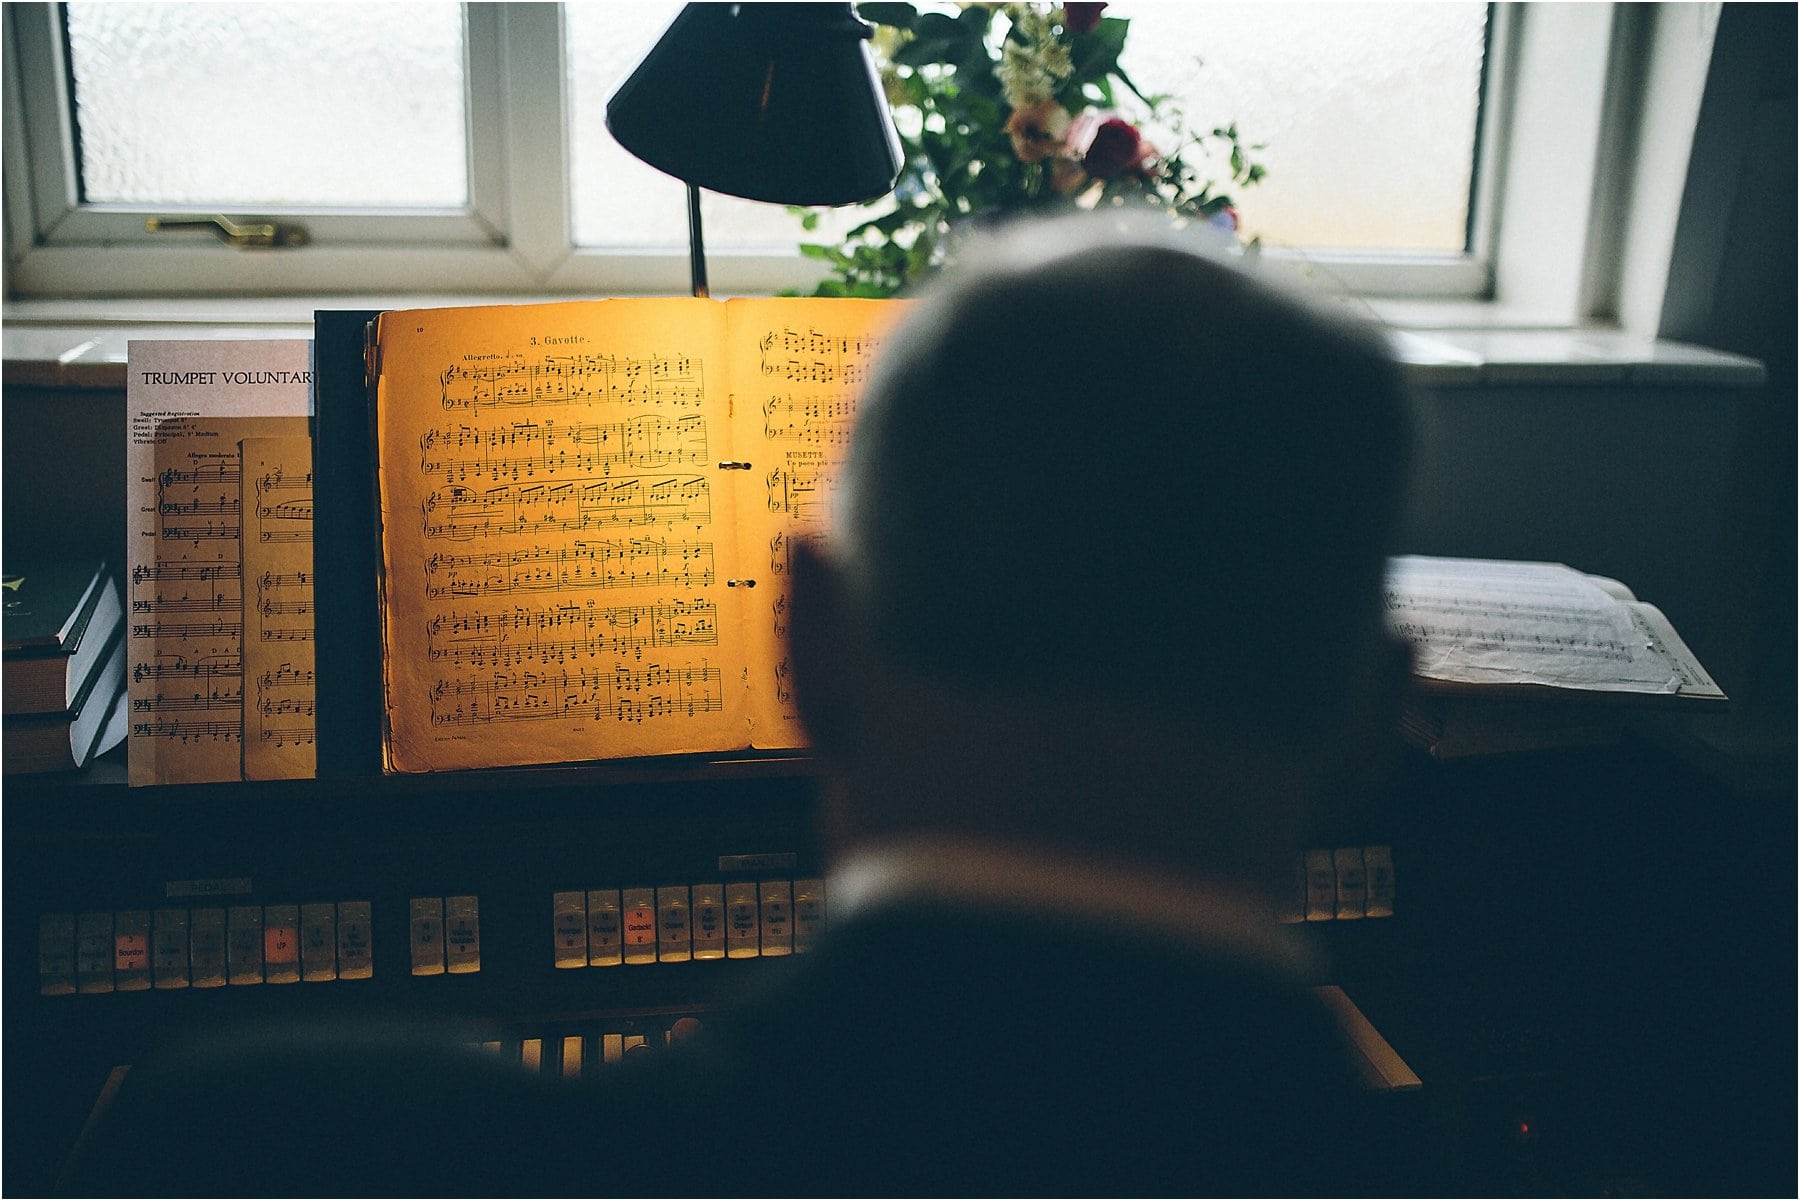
[5,730,1791,1196]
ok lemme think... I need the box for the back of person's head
[833,216,1414,730]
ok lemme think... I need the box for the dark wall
[1658,3,1797,717]
[1,384,128,571]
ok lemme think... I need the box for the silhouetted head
[790,216,1417,878]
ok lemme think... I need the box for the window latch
[145,215,311,249]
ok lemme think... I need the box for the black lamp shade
[606,3,902,207]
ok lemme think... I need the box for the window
[3,3,1582,304]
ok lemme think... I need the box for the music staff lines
[1384,594,1636,627]
[255,573,312,642]
[132,594,239,615]
[131,620,243,641]
[427,599,718,668]
[424,540,716,599]
[762,394,855,446]
[158,495,239,517]
[132,563,239,585]
[1389,621,1638,662]
[254,467,312,497]
[428,664,724,727]
[764,467,825,523]
[421,475,711,540]
[129,717,238,744]
[159,465,238,488]
[132,687,242,714]
[159,523,241,543]
[259,722,316,748]
[439,355,704,412]
[756,327,882,387]
[420,415,709,484]
[134,659,241,685]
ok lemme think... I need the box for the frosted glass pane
[65,2,467,207]
[566,2,868,251]
[1121,4,1487,253]
[568,2,1484,255]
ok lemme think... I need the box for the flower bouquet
[798,2,1265,297]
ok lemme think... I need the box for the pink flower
[1064,3,1107,34]
[1004,100,1073,164]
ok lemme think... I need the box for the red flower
[1064,3,1107,34]
[1081,117,1143,179]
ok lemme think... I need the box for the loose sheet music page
[126,340,312,786]
[241,434,318,779]
[374,300,744,772]
[725,299,904,744]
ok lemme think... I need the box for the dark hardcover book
[3,624,127,773]
[2,562,123,715]
[312,311,386,777]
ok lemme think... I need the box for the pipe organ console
[6,738,1789,1196]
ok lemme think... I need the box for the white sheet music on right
[1382,556,1724,698]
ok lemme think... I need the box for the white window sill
[0,295,1767,392]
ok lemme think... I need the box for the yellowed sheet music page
[375,299,744,773]
[725,299,906,746]
[241,435,317,780]
[125,340,312,786]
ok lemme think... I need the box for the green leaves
[1067,15,1128,82]
[801,3,1266,298]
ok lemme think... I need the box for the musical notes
[129,717,242,743]
[159,464,238,488]
[763,466,826,523]
[419,415,708,483]
[131,619,244,641]
[135,422,255,781]
[732,305,901,733]
[133,657,240,684]
[242,434,317,780]
[427,598,718,668]
[755,327,883,387]
[427,664,724,727]
[423,539,715,598]
[439,354,703,412]
[762,394,857,446]
[132,685,243,713]
[131,562,239,585]
[420,475,712,540]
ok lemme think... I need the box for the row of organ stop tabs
[553,879,825,967]
[40,902,375,995]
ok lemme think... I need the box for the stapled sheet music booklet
[369,298,904,773]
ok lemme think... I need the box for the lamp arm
[687,182,709,299]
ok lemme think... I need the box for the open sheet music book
[369,297,902,774]
[1385,556,1725,759]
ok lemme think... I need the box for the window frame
[0,2,1613,308]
